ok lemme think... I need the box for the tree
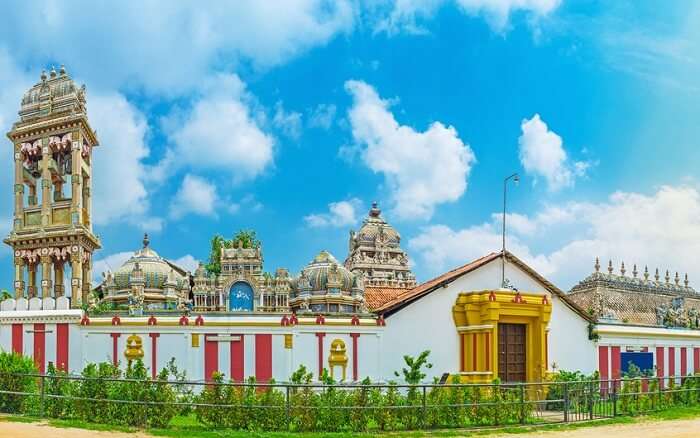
[205,230,261,275]
[394,350,433,384]
[205,235,225,275]
[0,289,11,300]
[232,229,259,249]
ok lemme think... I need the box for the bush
[0,351,38,414]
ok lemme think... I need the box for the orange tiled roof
[374,250,591,321]
[374,252,501,314]
[365,286,411,310]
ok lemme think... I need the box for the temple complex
[3,66,100,308]
[567,258,700,328]
[3,66,700,385]
[345,202,416,309]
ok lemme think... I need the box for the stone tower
[4,66,101,308]
[345,202,416,289]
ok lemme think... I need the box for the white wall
[382,258,595,381]
[548,295,596,373]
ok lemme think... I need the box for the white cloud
[456,0,561,31]
[170,175,219,219]
[167,74,274,182]
[409,185,700,290]
[373,0,561,35]
[171,254,199,274]
[345,80,476,220]
[309,103,337,129]
[0,1,355,95]
[90,93,161,229]
[305,198,363,227]
[518,114,588,191]
[273,101,303,140]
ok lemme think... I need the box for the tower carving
[345,202,416,289]
[4,66,101,308]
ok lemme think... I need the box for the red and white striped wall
[598,344,700,381]
[1,322,72,373]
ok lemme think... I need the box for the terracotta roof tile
[375,252,501,314]
[365,286,411,310]
[375,250,592,322]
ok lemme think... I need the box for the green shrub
[0,351,38,414]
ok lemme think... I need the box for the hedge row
[2,351,700,432]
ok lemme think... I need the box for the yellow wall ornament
[452,289,552,384]
[328,338,348,381]
[124,334,144,362]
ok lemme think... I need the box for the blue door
[229,281,254,311]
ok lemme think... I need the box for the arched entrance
[228,281,254,311]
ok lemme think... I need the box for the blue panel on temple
[229,281,254,311]
[621,352,654,375]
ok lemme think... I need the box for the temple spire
[594,257,600,272]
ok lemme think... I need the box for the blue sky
[1,0,700,291]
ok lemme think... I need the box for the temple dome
[113,234,186,290]
[354,202,400,244]
[300,250,355,292]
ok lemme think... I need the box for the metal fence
[0,373,699,432]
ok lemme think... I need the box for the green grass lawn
[2,406,700,437]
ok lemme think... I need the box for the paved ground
[0,421,151,438]
[487,417,700,438]
[2,417,700,437]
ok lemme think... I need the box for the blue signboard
[229,282,254,311]
[620,352,654,375]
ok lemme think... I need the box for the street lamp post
[502,173,519,288]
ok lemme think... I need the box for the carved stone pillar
[70,133,83,226]
[71,255,83,308]
[83,178,91,229]
[82,255,91,305]
[14,257,25,298]
[14,146,24,228]
[54,261,65,297]
[40,139,52,226]
[27,262,37,298]
[41,255,53,297]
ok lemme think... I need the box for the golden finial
[675,272,680,285]
[655,268,660,282]
[608,260,613,274]
[142,233,150,248]
[633,264,638,278]
[594,257,600,272]
[620,261,626,276]
[644,266,649,281]
[665,270,670,284]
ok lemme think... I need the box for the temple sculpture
[4,66,100,308]
[344,202,416,310]
[567,258,700,328]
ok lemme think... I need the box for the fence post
[285,385,291,430]
[563,381,569,423]
[589,380,594,420]
[612,379,617,417]
[658,376,663,410]
[422,385,427,429]
[39,374,45,418]
[519,384,525,424]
